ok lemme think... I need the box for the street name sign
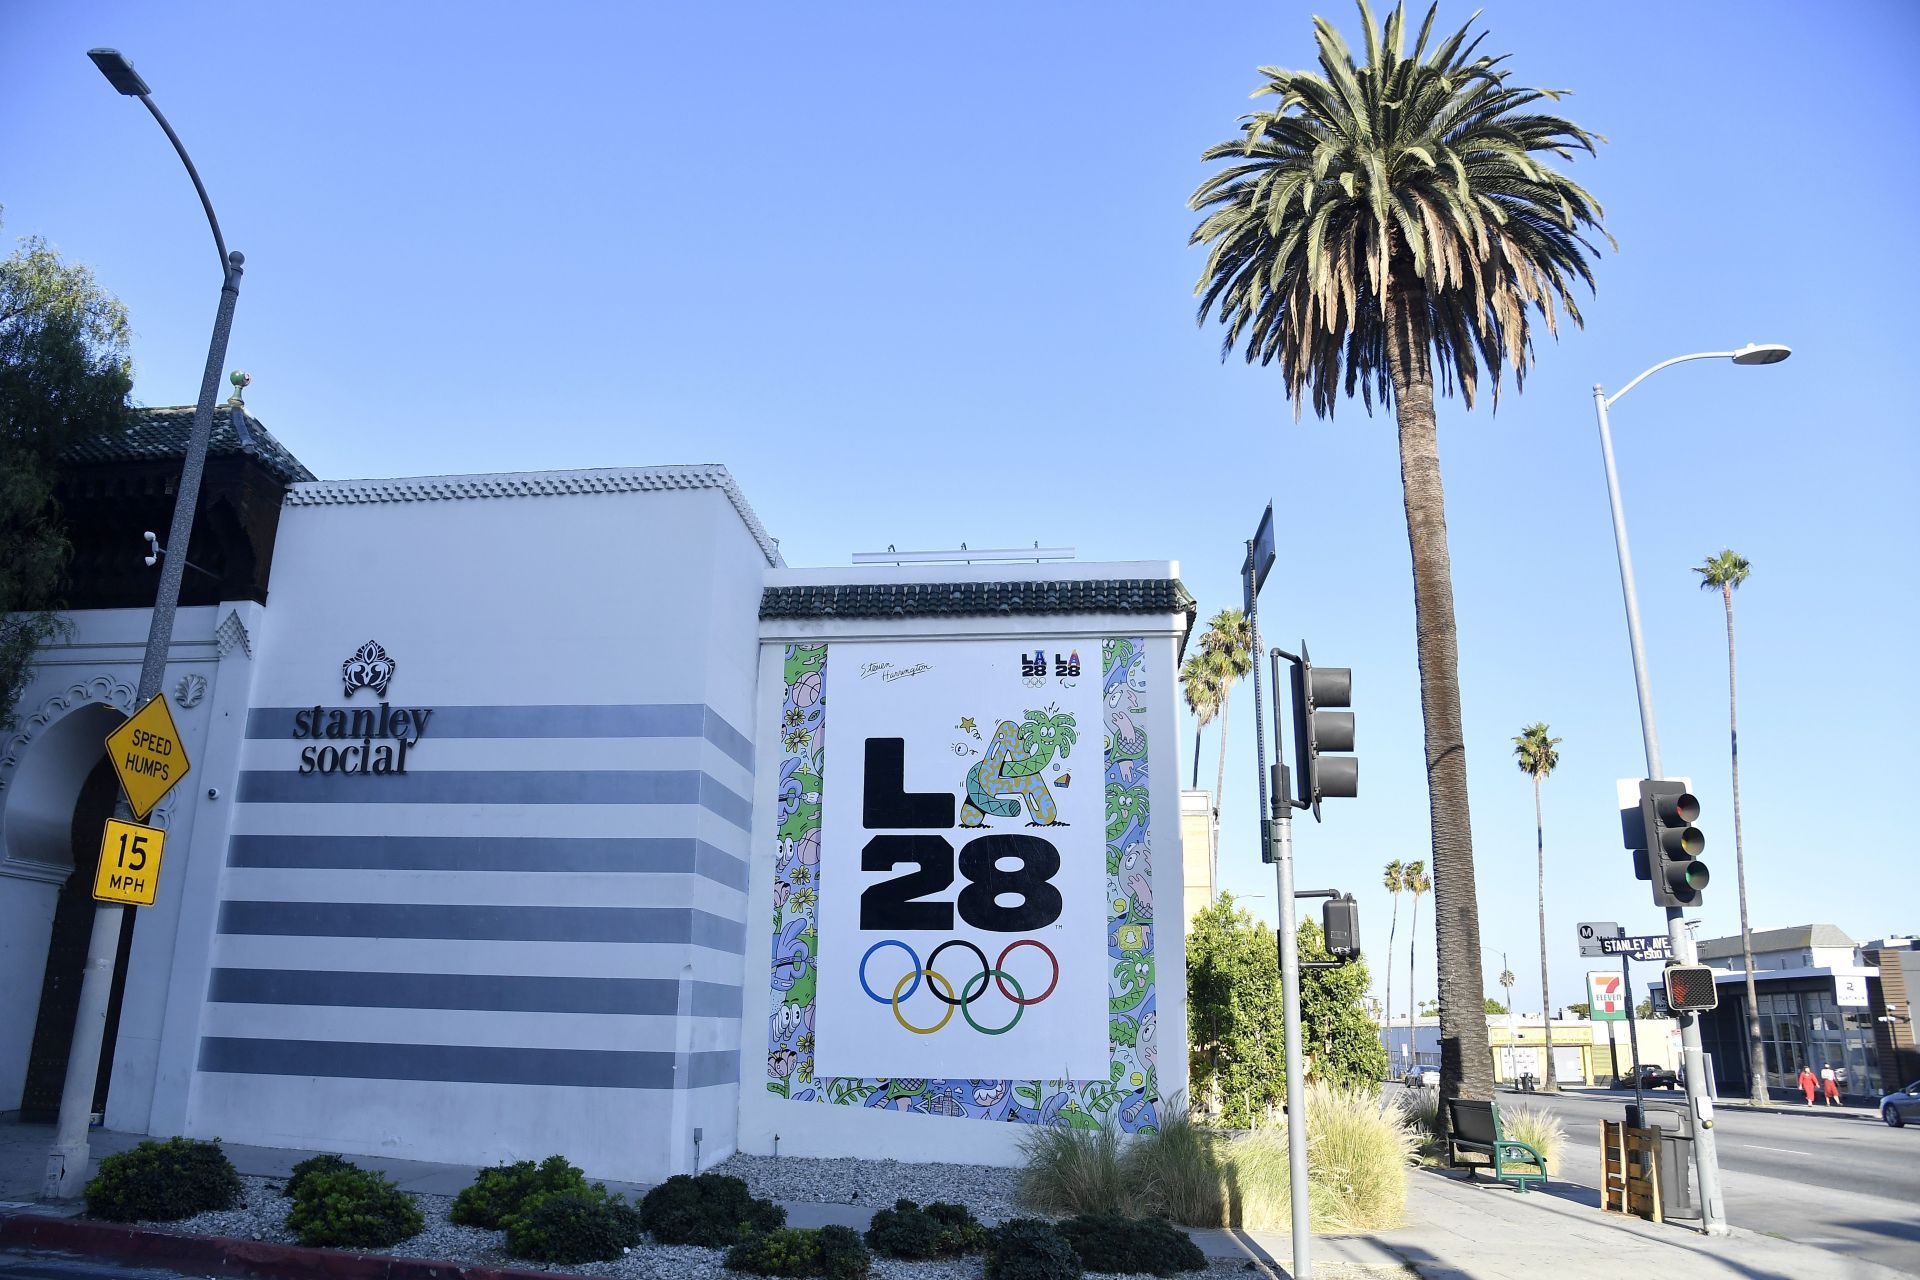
[92,818,165,906]
[1599,933,1673,962]
[1577,920,1622,957]
[105,693,190,820]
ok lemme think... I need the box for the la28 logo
[859,738,1060,932]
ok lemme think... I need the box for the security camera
[144,532,160,567]
[206,787,220,800]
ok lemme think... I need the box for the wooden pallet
[1600,1120,1663,1223]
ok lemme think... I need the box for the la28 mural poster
[813,641,1107,1080]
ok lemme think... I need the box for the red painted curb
[0,1210,567,1280]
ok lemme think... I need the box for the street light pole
[44,50,245,1200]
[1590,341,1788,1238]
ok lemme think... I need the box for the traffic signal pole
[1593,383,1729,1235]
[1265,653,1311,1280]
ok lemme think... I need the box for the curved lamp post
[43,50,247,1200]
[1590,341,1790,1239]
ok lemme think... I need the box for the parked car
[1405,1066,1440,1088]
[1880,1080,1920,1127]
[1615,1064,1678,1090]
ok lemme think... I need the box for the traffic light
[1289,642,1356,819]
[1322,894,1361,960]
[1637,779,1709,908]
[1665,963,1719,1013]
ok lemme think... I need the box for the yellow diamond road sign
[106,693,190,820]
[94,818,166,906]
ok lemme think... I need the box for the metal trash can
[1640,1102,1698,1219]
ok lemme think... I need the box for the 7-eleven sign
[1588,971,1628,1021]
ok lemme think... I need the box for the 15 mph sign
[105,693,190,820]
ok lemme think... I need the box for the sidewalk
[1561,1084,1886,1121]
[1,1120,1905,1279]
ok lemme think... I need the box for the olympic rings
[925,939,990,1007]
[994,940,1059,1004]
[960,968,1025,1035]
[861,937,1058,1034]
[892,968,956,1035]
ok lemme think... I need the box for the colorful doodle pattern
[766,640,1160,1131]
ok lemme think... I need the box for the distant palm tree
[1513,723,1562,1091]
[1382,860,1406,1046]
[1404,861,1430,1059]
[1180,652,1223,790]
[1499,967,1516,1011]
[1189,0,1608,1104]
[1697,548,1767,1105]
[1198,609,1256,832]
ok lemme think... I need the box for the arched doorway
[0,700,137,1120]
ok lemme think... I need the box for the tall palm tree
[1382,859,1406,1048]
[1189,0,1608,1103]
[1180,652,1223,790]
[1513,723,1562,1090]
[1697,548,1767,1105]
[1403,860,1429,1063]
[1198,609,1256,832]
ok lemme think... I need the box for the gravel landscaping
[119,1172,1287,1280]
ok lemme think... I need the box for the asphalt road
[1525,1087,1920,1274]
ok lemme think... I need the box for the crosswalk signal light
[1639,779,1709,908]
[1289,642,1356,820]
[1665,963,1719,1014]
[1322,894,1361,961]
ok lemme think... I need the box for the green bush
[864,1198,987,1259]
[503,1186,643,1264]
[639,1172,784,1247]
[449,1154,588,1229]
[1498,1104,1564,1176]
[1223,1085,1416,1232]
[986,1218,1082,1280]
[283,1154,355,1199]
[1057,1214,1204,1277]
[1015,1121,1135,1216]
[1123,1107,1224,1226]
[285,1167,423,1249]
[725,1225,870,1279]
[84,1137,242,1222]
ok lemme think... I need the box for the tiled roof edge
[759,578,1195,621]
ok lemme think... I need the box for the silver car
[1880,1080,1920,1127]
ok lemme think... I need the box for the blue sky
[6,1,1916,1019]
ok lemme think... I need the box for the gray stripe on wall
[234,769,753,829]
[207,968,743,1018]
[225,835,749,891]
[246,704,755,770]
[197,1037,738,1089]
[217,901,748,952]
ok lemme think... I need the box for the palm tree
[1697,548,1767,1105]
[1382,859,1406,1049]
[1180,652,1223,790]
[1189,0,1608,1103]
[1198,609,1256,832]
[1513,723,1562,1091]
[1403,860,1429,1065]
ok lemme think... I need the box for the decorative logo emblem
[341,640,397,699]
[172,673,207,709]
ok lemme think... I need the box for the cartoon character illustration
[960,712,1077,826]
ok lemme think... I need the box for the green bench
[1445,1097,1548,1193]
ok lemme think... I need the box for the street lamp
[43,50,247,1200]
[1590,340,1790,1239]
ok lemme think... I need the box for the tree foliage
[1187,894,1385,1126]
[0,224,133,727]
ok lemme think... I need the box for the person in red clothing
[1821,1062,1841,1105]
[1799,1063,1818,1105]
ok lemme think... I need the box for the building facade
[1,408,1192,1181]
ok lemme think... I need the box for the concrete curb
[0,1210,562,1280]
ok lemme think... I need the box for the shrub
[986,1218,1082,1280]
[725,1225,870,1279]
[864,1198,986,1259]
[640,1172,785,1247]
[1398,1088,1445,1163]
[1057,1214,1205,1277]
[503,1186,643,1264]
[1123,1107,1225,1226]
[285,1168,423,1249]
[85,1137,242,1222]
[1224,1085,1416,1232]
[450,1154,588,1229]
[284,1154,355,1199]
[1498,1104,1564,1177]
[1015,1121,1135,1216]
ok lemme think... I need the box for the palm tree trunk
[1214,691,1232,835]
[1727,584,1768,1105]
[1535,775,1557,1091]
[1193,726,1203,790]
[1384,896,1400,1060]
[1385,273,1492,1102]
[1407,891,1420,1071]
